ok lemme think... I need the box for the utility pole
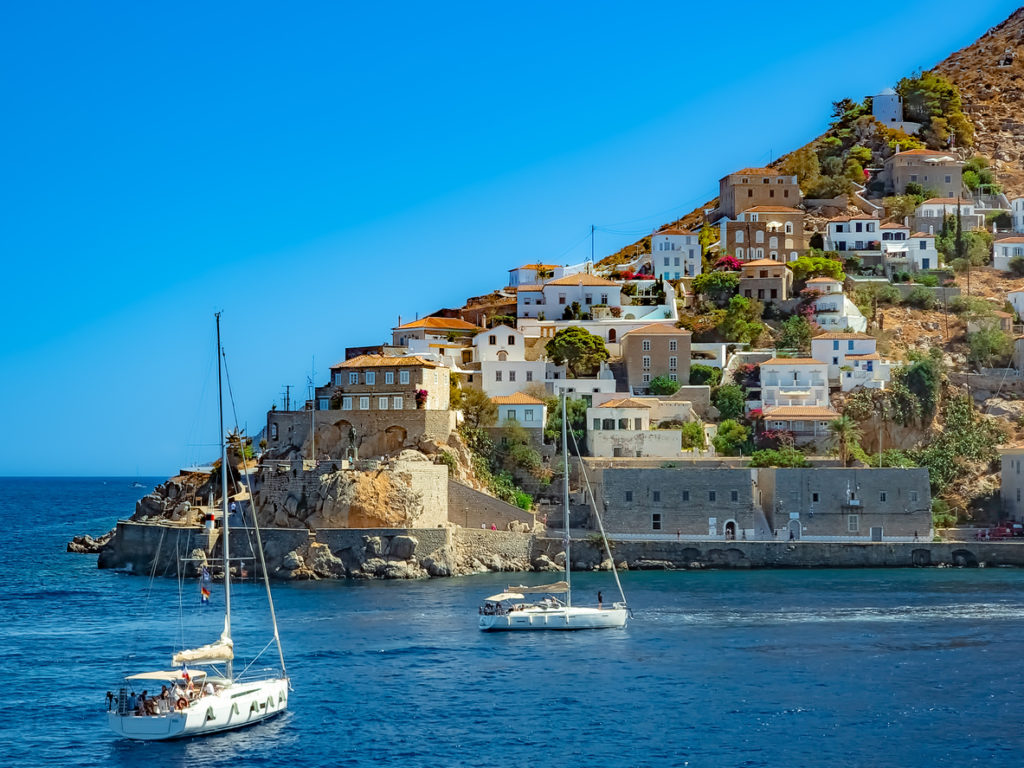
[308,356,316,462]
[957,196,967,296]
[591,224,595,265]
[281,385,291,412]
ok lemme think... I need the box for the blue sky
[1,1,1019,475]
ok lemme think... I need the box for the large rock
[66,529,114,554]
[531,554,560,572]
[308,543,345,578]
[387,535,418,560]
[363,536,383,557]
[282,550,305,571]
[480,553,504,572]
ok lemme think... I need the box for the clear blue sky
[1,1,1018,475]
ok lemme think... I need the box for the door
[870,526,883,542]
[787,519,801,540]
[724,521,737,540]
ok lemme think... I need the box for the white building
[1008,290,1024,320]
[392,316,483,347]
[879,222,910,254]
[994,237,1024,271]
[508,263,558,288]
[491,393,547,429]
[548,361,619,399]
[805,277,867,332]
[472,326,549,397]
[810,331,891,391]
[651,229,702,279]
[1012,198,1024,234]
[586,398,682,458]
[871,87,921,134]
[517,273,623,320]
[825,215,881,252]
[1001,448,1024,521]
[758,357,838,442]
[907,232,940,271]
[916,198,977,219]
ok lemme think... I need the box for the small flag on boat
[181,664,190,682]
[201,566,211,584]
[201,585,211,604]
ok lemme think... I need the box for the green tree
[897,71,974,148]
[679,421,705,449]
[903,350,943,421]
[882,195,922,219]
[967,325,1013,368]
[844,158,865,183]
[827,415,863,466]
[720,295,765,344]
[1009,257,1024,277]
[689,364,722,387]
[790,255,844,283]
[544,396,588,448]
[649,375,681,395]
[712,420,750,456]
[848,144,873,165]
[713,384,746,420]
[449,371,463,410]
[781,145,821,193]
[698,224,718,258]
[692,271,739,307]
[902,286,936,310]
[778,315,815,354]
[853,283,900,327]
[460,387,497,429]
[749,447,811,468]
[545,326,609,377]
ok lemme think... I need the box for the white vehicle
[479,392,628,631]
[108,314,289,740]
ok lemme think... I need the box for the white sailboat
[478,392,628,631]
[108,314,289,740]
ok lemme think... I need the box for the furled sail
[172,618,234,665]
[507,581,569,594]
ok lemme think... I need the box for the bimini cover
[172,618,234,666]
[486,592,525,602]
[507,581,569,594]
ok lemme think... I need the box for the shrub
[679,421,705,449]
[902,286,936,310]
[712,384,746,421]
[712,420,750,456]
[749,447,810,468]
[1009,257,1024,277]
[914,273,939,287]
[649,375,681,395]
[689,364,722,387]
[967,326,1013,368]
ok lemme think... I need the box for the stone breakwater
[86,521,1024,580]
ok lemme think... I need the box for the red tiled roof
[813,331,873,340]
[730,167,781,176]
[909,232,936,239]
[921,198,972,205]
[334,354,438,369]
[763,406,840,419]
[761,357,826,366]
[996,237,1024,244]
[598,398,652,409]
[745,205,802,213]
[545,274,620,287]
[491,393,546,405]
[622,323,691,337]
[655,228,697,236]
[394,316,482,331]
[880,222,909,229]
[741,258,787,267]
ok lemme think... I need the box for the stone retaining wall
[447,480,535,530]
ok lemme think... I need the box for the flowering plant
[415,389,429,408]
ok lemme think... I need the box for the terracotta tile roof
[761,357,827,366]
[511,263,558,271]
[598,398,652,409]
[744,205,802,213]
[763,406,840,419]
[490,393,546,405]
[544,274,620,287]
[655,228,696,236]
[516,284,545,292]
[394,316,482,331]
[741,258,786,267]
[806,276,842,283]
[729,167,781,176]
[333,354,438,369]
[921,197,972,205]
[813,331,874,340]
[845,352,881,360]
[880,222,909,229]
[829,214,877,222]
[996,237,1024,244]
[622,323,691,337]
[890,149,956,157]
[993,310,1014,318]
[909,232,936,238]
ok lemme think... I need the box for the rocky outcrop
[66,529,114,554]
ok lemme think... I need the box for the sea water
[2,477,1023,767]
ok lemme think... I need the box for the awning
[485,592,524,602]
[507,581,569,594]
[125,670,207,682]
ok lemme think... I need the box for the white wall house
[508,263,558,288]
[1008,290,1024,320]
[758,357,837,442]
[907,233,940,271]
[392,316,482,347]
[811,332,891,391]
[651,229,702,279]
[472,326,548,397]
[880,222,910,254]
[825,216,880,252]
[1001,448,1024,521]
[916,198,977,219]
[586,398,682,458]
[548,361,619,399]
[1012,198,1024,234]
[805,277,867,332]
[491,393,547,429]
[994,237,1024,271]
[540,274,622,314]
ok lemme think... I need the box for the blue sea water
[2,477,1024,767]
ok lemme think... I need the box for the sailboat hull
[479,606,627,631]
[108,678,288,741]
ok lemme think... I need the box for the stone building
[880,149,963,198]
[586,398,683,458]
[719,206,806,262]
[716,168,801,221]
[621,323,693,392]
[1000,448,1024,521]
[739,258,793,302]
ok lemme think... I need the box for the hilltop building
[392,316,482,347]
[651,229,702,279]
[803,277,868,332]
[880,149,963,198]
[825,215,881,252]
[870,87,922,134]
[1012,197,1024,233]
[515,273,622,321]
[719,206,806,262]
[715,168,801,221]
[757,357,838,442]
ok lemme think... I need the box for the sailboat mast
[562,391,571,608]
[216,312,233,681]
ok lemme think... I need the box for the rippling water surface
[3,477,1024,767]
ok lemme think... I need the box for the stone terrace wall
[447,480,535,530]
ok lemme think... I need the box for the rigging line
[593,191,718,230]
[567,428,630,614]
[548,229,594,263]
[222,348,289,683]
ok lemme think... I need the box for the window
[489,335,496,345]
[508,335,515,346]
[600,293,608,304]
[747,189,753,197]
[663,257,670,267]
[652,513,662,530]
[709,490,716,502]
[880,491,887,502]
[642,355,650,370]
[669,356,677,370]
[848,341,854,351]
[909,490,919,502]
[270,423,278,440]
[585,295,593,305]
[495,371,502,382]
[812,492,819,503]
[642,339,651,351]
[669,374,677,382]
[625,490,633,502]
[506,409,515,421]
[559,293,566,305]
[785,222,793,234]
[674,257,680,267]
[378,397,389,409]
[682,490,690,502]
[509,371,516,382]
[833,340,839,351]
[848,514,859,532]
[318,397,329,410]
[385,371,394,385]
[334,373,343,385]
[945,175,951,184]
[525,408,534,422]
[731,490,738,502]
[526,371,533,382]
[653,491,660,502]
[349,372,359,384]
[736,231,744,244]
[342,396,352,410]
[642,373,650,383]
[400,370,410,385]
[393,396,403,409]
[669,340,677,351]
[359,396,370,410]
[770,289,778,299]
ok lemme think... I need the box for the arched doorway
[608,328,616,342]
[787,519,801,541]
[384,425,407,454]
[724,521,737,540]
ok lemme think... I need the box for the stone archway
[787,519,801,541]
[384,425,407,454]
[608,328,616,342]
[724,520,737,540]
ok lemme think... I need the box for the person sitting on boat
[136,691,149,716]
[127,691,137,715]
[158,685,171,712]
[203,681,216,697]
